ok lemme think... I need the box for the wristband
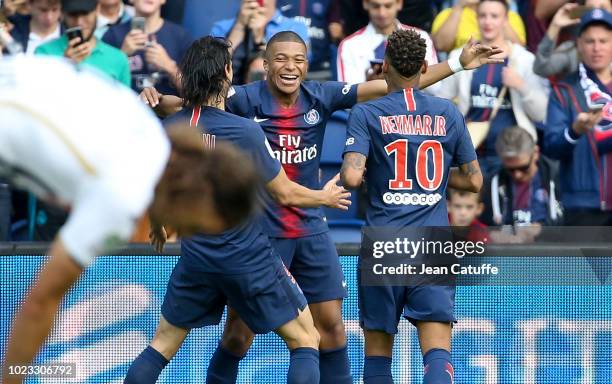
[448,55,464,73]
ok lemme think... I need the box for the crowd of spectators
[0,0,611,242]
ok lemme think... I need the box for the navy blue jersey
[466,61,517,157]
[164,106,282,273]
[227,80,358,238]
[102,20,192,95]
[344,88,477,227]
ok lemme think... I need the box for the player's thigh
[161,258,226,330]
[220,307,256,356]
[221,259,308,335]
[275,305,319,350]
[269,237,298,267]
[309,299,346,348]
[30,239,83,303]
[150,315,190,360]
[415,321,452,355]
[290,233,347,303]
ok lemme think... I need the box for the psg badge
[304,109,320,125]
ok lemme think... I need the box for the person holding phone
[534,0,612,79]
[34,0,130,87]
[101,0,191,95]
[210,0,310,85]
[543,8,612,225]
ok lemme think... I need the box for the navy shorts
[161,256,307,334]
[270,232,347,303]
[358,267,456,334]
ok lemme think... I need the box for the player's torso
[231,81,334,238]
[0,57,169,211]
[362,90,459,227]
[172,107,276,272]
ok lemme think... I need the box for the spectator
[337,0,438,86]
[211,0,309,84]
[102,0,190,95]
[7,0,62,54]
[36,0,131,87]
[435,0,548,177]
[534,0,612,79]
[277,0,343,71]
[431,0,526,53]
[1,0,30,17]
[95,0,133,39]
[447,188,488,242]
[543,8,612,225]
[483,126,562,226]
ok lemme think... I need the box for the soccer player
[341,29,482,384]
[0,56,258,384]
[124,36,352,384]
[140,31,500,383]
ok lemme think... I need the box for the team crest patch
[304,109,320,125]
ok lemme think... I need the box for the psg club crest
[304,109,320,125]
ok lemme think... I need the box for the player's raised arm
[266,169,351,210]
[340,152,367,189]
[448,160,483,193]
[140,87,183,117]
[355,39,503,103]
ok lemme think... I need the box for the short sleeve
[431,8,451,35]
[246,122,282,183]
[321,81,358,111]
[508,11,527,45]
[451,106,477,166]
[343,106,370,157]
[226,85,250,117]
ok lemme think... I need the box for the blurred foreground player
[124,36,352,384]
[141,31,501,383]
[0,56,256,384]
[341,30,482,383]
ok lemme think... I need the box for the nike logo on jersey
[254,117,269,123]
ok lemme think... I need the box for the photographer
[35,0,130,86]
[102,0,190,95]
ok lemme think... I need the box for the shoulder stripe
[190,106,201,127]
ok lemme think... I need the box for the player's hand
[64,37,92,63]
[459,37,504,70]
[121,29,147,56]
[501,66,525,90]
[572,111,602,136]
[322,173,352,210]
[140,86,162,108]
[145,41,175,73]
[150,225,167,253]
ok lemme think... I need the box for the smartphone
[131,16,146,32]
[65,26,83,45]
[569,5,592,19]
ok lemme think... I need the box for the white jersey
[0,56,170,266]
[337,22,439,93]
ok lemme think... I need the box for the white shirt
[25,24,61,55]
[337,22,439,90]
[0,56,170,266]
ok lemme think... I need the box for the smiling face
[264,40,308,96]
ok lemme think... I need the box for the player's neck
[386,74,420,93]
[267,80,299,108]
[203,98,225,110]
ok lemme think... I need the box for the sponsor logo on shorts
[383,192,442,206]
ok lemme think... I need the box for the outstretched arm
[266,169,351,210]
[140,87,183,118]
[356,39,503,102]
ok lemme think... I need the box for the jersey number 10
[384,139,444,191]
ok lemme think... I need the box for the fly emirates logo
[379,113,447,206]
[271,134,317,164]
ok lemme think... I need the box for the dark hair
[385,29,427,78]
[479,0,509,11]
[265,31,307,57]
[160,123,259,228]
[179,36,232,109]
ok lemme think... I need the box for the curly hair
[179,36,232,109]
[385,29,427,78]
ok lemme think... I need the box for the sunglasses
[504,154,534,174]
